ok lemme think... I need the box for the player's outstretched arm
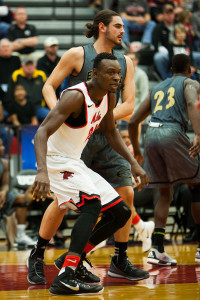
[128,93,151,162]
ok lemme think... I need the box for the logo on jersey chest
[85,111,101,142]
[91,111,101,123]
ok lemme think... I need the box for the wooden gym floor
[0,242,199,300]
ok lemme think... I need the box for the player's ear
[99,22,106,34]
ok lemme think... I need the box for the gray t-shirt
[119,0,150,16]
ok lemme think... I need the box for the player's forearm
[34,128,48,173]
[187,103,200,136]
[113,101,134,121]
[43,82,58,110]
[128,121,140,154]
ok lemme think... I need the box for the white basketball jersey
[47,82,109,159]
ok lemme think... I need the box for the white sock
[16,224,26,236]
[134,219,145,233]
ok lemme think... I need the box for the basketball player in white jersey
[28,53,149,296]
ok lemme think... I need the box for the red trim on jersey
[101,197,123,212]
[84,82,104,108]
[76,193,101,208]
[63,87,88,129]
[106,93,109,111]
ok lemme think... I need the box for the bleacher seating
[4,0,96,56]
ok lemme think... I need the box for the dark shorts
[1,189,19,216]
[143,123,200,187]
[81,129,132,188]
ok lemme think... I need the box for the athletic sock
[132,213,141,226]
[114,241,128,264]
[16,224,26,236]
[59,255,81,274]
[83,242,95,254]
[31,235,50,259]
[152,227,165,253]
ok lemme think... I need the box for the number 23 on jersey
[153,87,175,114]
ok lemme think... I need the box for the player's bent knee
[111,200,131,228]
[80,198,102,219]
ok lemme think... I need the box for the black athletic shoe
[54,252,67,270]
[27,249,47,285]
[76,257,100,283]
[54,253,100,283]
[108,255,149,281]
[49,267,104,295]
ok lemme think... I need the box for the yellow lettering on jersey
[166,87,175,109]
[87,70,93,80]
[154,87,176,113]
[154,91,164,113]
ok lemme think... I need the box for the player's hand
[131,162,149,191]
[31,171,50,202]
[189,135,200,158]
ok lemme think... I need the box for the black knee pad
[190,184,200,202]
[107,200,131,228]
[79,198,102,219]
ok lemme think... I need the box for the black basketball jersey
[68,44,127,104]
[150,76,189,131]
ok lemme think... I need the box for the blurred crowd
[0,0,199,248]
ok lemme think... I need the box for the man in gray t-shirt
[119,0,156,46]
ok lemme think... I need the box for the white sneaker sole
[147,257,177,266]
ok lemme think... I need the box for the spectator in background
[37,37,61,98]
[8,84,38,127]
[149,0,175,23]
[6,7,38,58]
[192,0,200,51]
[119,0,156,49]
[152,3,200,80]
[168,23,196,78]
[152,3,176,79]
[119,124,135,156]
[0,2,13,38]
[6,56,49,123]
[125,51,149,111]
[124,50,149,140]
[0,99,10,156]
[88,0,103,12]
[177,9,195,46]
[0,39,21,105]
[0,39,21,155]
[0,137,36,247]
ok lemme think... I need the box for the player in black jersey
[129,54,200,265]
